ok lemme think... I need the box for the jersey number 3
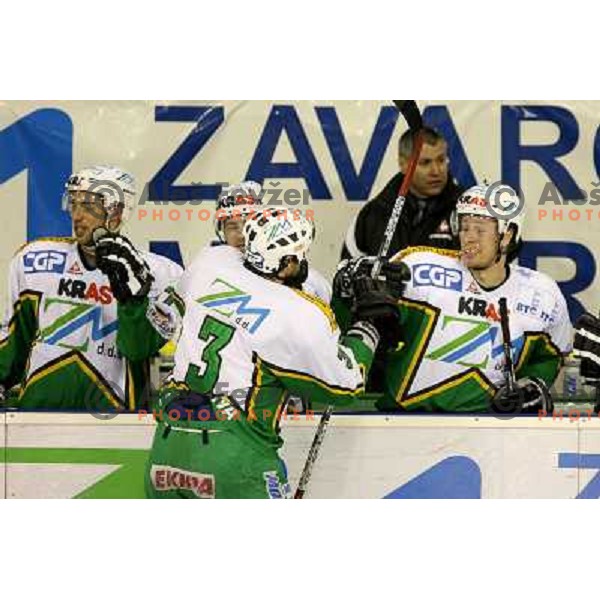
[185,315,235,394]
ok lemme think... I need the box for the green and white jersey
[0,237,182,410]
[159,245,373,448]
[377,246,572,412]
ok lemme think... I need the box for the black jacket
[342,172,464,259]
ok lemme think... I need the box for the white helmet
[63,165,137,231]
[243,209,314,275]
[214,181,263,242]
[455,182,524,242]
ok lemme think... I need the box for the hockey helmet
[243,209,314,275]
[63,165,136,231]
[214,181,263,242]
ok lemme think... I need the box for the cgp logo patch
[412,264,463,291]
[23,251,67,274]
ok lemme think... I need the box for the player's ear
[107,214,122,233]
[500,227,514,253]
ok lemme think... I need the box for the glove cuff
[146,298,179,340]
[347,320,380,353]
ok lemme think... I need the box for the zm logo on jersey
[413,264,463,291]
[40,298,118,352]
[197,278,271,333]
[426,315,524,369]
[23,251,66,274]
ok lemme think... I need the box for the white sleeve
[1,253,24,338]
[546,282,573,354]
[390,249,428,302]
[147,255,183,296]
[143,255,185,341]
[258,303,367,400]
[304,268,332,304]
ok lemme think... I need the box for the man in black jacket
[342,126,463,259]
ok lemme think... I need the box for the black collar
[473,265,511,293]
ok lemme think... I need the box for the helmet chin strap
[494,241,505,264]
[495,228,513,264]
[105,210,123,233]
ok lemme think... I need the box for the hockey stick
[372,100,424,277]
[293,101,423,499]
[596,313,600,410]
[497,297,553,414]
[498,297,517,394]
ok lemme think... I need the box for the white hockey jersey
[162,244,370,444]
[377,246,573,411]
[0,237,182,410]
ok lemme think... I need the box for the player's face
[400,140,449,198]
[69,191,108,247]
[223,217,245,250]
[459,215,501,270]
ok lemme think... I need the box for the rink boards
[1,412,600,499]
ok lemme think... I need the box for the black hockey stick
[497,297,553,414]
[294,101,423,499]
[498,297,517,394]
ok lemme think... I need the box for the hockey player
[138,209,401,498]
[0,165,182,411]
[113,181,332,415]
[212,180,332,302]
[573,313,600,397]
[335,183,573,413]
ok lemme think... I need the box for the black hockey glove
[333,257,410,300]
[351,275,402,351]
[574,313,600,381]
[489,377,553,417]
[94,228,154,303]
